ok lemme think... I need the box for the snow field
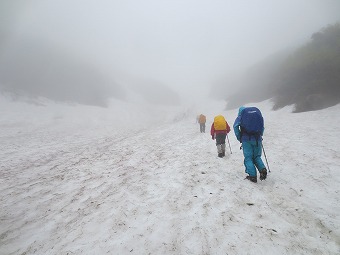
[0,96,339,254]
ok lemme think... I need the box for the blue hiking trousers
[242,140,266,177]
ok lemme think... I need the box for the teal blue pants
[242,140,266,177]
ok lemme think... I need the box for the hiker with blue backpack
[233,106,267,183]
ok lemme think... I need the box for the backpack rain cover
[214,115,227,130]
[240,107,264,137]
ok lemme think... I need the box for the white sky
[2,0,340,97]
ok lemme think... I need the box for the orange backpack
[199,114,206,123]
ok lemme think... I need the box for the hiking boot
[246,176,257,183]
[260,168,267,181]
[222,152,225,157]
[218,153,223,158]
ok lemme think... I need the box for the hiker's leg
[242,141,257,176]
[216,134,224,157]
[215,134,223,145]
[217,134,226,149]
[221,133,226,144]
[253,141,266,172]
[221,143,226,153]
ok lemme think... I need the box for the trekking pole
[226,133,232,154]
[262,143,271,172]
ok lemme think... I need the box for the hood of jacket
[238,106,246,116]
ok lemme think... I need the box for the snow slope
[0,95,339,255]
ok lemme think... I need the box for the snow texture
[0,95,339,255]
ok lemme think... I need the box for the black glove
[212,135,214,140]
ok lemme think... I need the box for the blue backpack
[240,107,264,140]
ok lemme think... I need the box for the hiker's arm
[226,121,231,133]
[210,123,215,139]
[233,116,241,141]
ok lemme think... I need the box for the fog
[1,0,340,106]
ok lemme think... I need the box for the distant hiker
[198,114,206,133]
[233,106,267,183]
[211,115,231,157]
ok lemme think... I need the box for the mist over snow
[1,0,340,106]
[0,39,126,107]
